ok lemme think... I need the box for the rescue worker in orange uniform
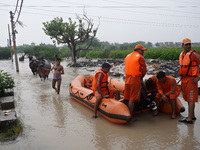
[92,63,120,118]
[154,71,180,119]
[124,44,147,119]
[145,75,157,96]
[178,38,200,124]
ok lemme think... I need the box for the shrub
[85,51,105,59]
[79,46,200,60]
[0,119,23,139]
[0,70,15,96]
[59,46,71,58]
[144,47,200,60]
[110,50,132,59]
[39,47,60,60]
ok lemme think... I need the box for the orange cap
[182,38,191,44]
[134,44,147,51]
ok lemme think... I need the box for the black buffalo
[29,58,51,81]
[29,59,39,75]
[19,55,24,61]
[37,59,51,80]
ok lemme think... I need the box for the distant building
[39,43,55,48]
[193,43,200,46]
[23,44,29,47]
[31,42,36,46]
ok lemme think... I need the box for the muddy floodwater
[0,59,200,150]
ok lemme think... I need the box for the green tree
[43,14,98,64]
[23,46,33,55]
[147,42,153,48]
[0,47,11,59]
[155,42,160,47]
[119,43,129,50]
[24,46,60,61]
[59,46,71,58]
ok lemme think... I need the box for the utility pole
[8,24,13,62]
[10,11,19,72]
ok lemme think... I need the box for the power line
[1,1,199,28]
[111,8,200,19]
[1,2,200,17]
[1,8,199,28]
[24,7,200,28]
[103,0,200,6]
[0,3,199,9]
[48,0,200,17]
[100,0,200,15]
[4,4,199,9]
[168,0,200,5]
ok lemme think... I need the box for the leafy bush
[85,51,105,59]
[0,70,15,96]
[144,47,200,60]
[106,46,200,60]
[78,50,87,58]
[59,46,71,58]
[39,47,60,60]
[110,50,132,59]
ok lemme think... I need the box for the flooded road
[0,59,200,150]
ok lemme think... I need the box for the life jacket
[179,50,199,77]
[92,69,109,92]
[125,51,143,76]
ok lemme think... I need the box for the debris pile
[67,58,180,78]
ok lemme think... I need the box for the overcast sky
[0,0,200,47]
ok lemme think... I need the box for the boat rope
[70,85,80,97]
[83,93,94,103]
[70,84,94,104]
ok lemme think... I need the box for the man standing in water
[124,44,147,119]
[92,63,120,118]
[179,38,200,124]
[51,58,64,94]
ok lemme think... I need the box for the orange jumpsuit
[145,75,157,93]
[156,76,180,100]
[124,51,147,101]
[179,50,200,102]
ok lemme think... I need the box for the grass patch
[0,119,23,141]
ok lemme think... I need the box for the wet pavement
[0,59,200,150]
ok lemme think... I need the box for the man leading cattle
[179,38,200,124]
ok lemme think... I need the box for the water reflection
[52,95,65,128]
[178,124,200,149]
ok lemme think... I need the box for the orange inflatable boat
[69,74,185,124]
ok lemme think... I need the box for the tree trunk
[71,48,76,64]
